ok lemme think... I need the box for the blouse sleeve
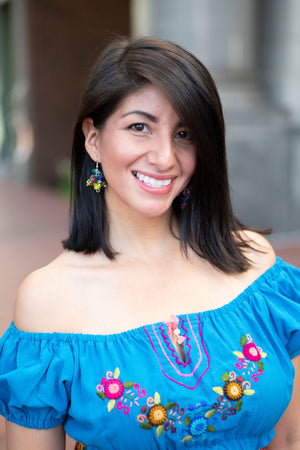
[0,324,74,429]
[267,259,300,360]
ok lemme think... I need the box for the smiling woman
[81,85,196,220]
[63,36,250,273]
[0,36,299,450]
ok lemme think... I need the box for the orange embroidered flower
[75,444,87,450]
[223,381,243,401]
[147,404,168,426]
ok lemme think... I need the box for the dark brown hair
[64,36,257,273]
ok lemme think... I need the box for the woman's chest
[68,264,252,335]
[66,310,293,449]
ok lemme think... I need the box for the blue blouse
[0,257,300,450]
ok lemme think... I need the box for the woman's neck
[107,205,179,261]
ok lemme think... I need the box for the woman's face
[83,84,196,219]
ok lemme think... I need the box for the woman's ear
[82,118,101,162]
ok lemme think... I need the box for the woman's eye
[130,123,148,132]
[176,130,191,140]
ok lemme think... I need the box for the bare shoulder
[240,230,276,274]
[14,252,74,333]
[14,250,112,333]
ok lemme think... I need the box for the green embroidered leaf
[165,402,175,410]
[207,425,215,432]
[123,381,135,388]
[221,372,230,382]
[235,400,242,411]
[233,351,244,359]
[113,367,120,379]
[185,416,191,427]
[212,386,224,395]
[96,391,105,400]
[156,425,164,438]
[140,423,153,430]
[260,351,267,359]
[240,335,247,347]
[205,409,216,419]
[154,392,161,405]
[182,435,193,442]
[243,389,255,396]
[107,399,116,412]
[257,360,264,371]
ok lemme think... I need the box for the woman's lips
[132,171,175,194]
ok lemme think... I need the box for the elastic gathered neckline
[7,256,284,343]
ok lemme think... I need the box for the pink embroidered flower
[166,314,179,336]
[166,314,186,345]
[242,342,261,362]
[103,378,124,399]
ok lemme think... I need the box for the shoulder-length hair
[63,36,258,273]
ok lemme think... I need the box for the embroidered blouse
[0,257,300,450]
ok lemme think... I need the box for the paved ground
[0,180,299,448]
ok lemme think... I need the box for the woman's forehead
[114,84,176,115]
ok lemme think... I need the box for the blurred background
[0,0,299,447]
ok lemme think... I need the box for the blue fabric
[0,257,299,449]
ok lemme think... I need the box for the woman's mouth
[132,171,172,188]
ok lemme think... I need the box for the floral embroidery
[94,333,267,446]
[223,380,243,401]
[138,392,185,438]
[182,402,216,443]
[233,334,267,378]
[212,372,255,403]
[96,367,145,413]
[148,404,168,425]
[74,444,87,450]
[166,314,186,345]
[103,378,124,399]
[179,333,267,444]
[211,334,267,420]
[242,342,261,362]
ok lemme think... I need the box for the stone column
[260,0,300,229]
[132,0,258,76]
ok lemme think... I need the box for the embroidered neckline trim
[160,316,192,366]
[144,313,211,389]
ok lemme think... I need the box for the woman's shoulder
[235,230,277,287]
[242,230,276,269]
[14,251,85,333]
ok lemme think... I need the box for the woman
[0,36,299,450]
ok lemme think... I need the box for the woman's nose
[147,136,177,170]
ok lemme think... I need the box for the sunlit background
[0,0,299,447]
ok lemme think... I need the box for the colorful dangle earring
[86,162,107,193]
[180,186,191,209]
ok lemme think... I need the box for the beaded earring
[180,186,191,209]
[86,162,107,193]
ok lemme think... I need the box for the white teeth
[133,171,172,188]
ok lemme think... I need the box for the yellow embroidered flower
[223,381,243,401]
[147,404,168,425]
[75,444,87,450]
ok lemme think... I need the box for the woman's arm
[268,354,300,449]
[6,421,65,450]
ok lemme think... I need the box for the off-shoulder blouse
[0,257,299,449]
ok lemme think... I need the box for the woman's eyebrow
[121,110,157,122]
